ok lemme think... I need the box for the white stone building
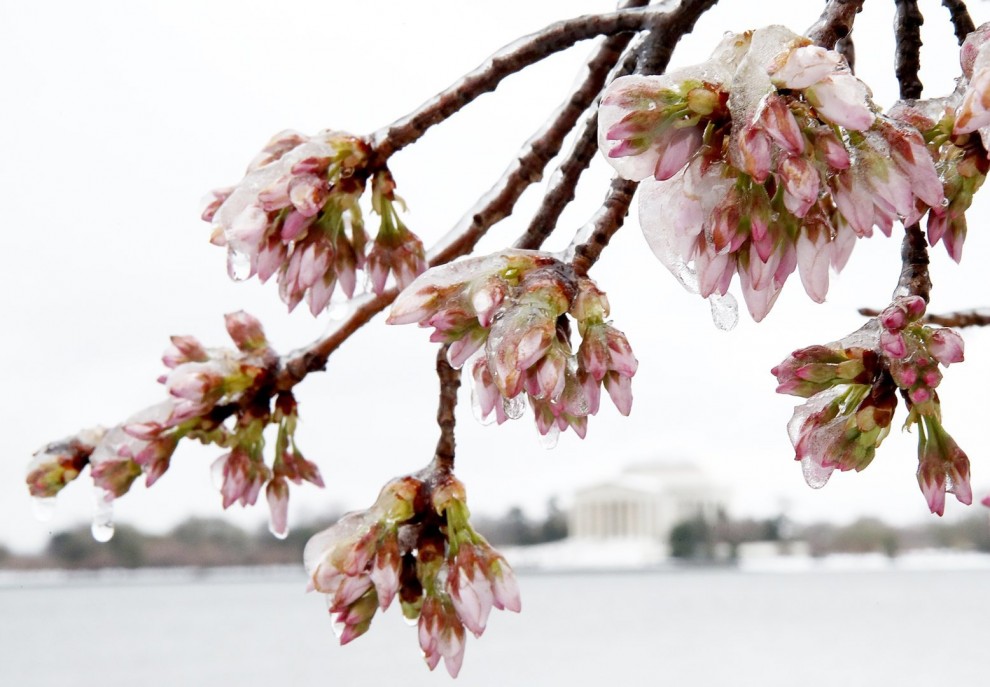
[568,463,729,546]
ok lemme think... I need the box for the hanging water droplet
[31,496,56,522]
[708,293,739,331]
[227,248,252,281]
[91,491,115,543]
[330,613,345,639]
[537,424,560,450]
[801,456,833,489]
[402,612,419,627]
[502,395,526,420]
[268,520,289,540]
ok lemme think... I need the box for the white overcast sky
[3,0,989,553]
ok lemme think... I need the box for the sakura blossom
[304,472,519,677]
[388,250,638,439]
[774,297,971,515]
[206,130,426,313]
[601,26,947,321]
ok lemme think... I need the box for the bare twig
[897,221,932,302]
[372,6,662,160]
[941,0,976,45]
[858,308,990,328]
[807,0,865,49]
[894,0,925,99]
[432,346,462,474]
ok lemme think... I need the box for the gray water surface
[3,568,986,686]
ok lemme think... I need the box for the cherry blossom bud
[757,94,805,155]
[927,328,965,366]
[224,311,268,353]
[795,223,831,303]
[266,477,290,537]
[26,430,104,498]
[917,417,972,515]
[654,125,703,181]
[162,335,208,369]
[805,74,875,131]
[769,44,842,89]
[737,126,772,182]
[779,153,821,218]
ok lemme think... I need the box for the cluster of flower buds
[304,472,520,677]
[387,250,638,442]
[27,312,324,538]
[887,22,990,263]
[204,130,426,314]
[773,296,970,515]
[600,26,948,320]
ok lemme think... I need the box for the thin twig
[372,2,723,161]
[432,346,462,474]
[571,177,639,277]
[515,40,643,251]
[897,221,932,302]
[941,0,976,45]
[894,0,925,100]
[858,308,990,328]
[807,0,865,49]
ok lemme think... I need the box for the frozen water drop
[91,491,115,543]
[268,521,289,540]
[402,613,419,627]
[801,456,833,489]
[31,497,56,522]
[502,395,526,420]
[537,424,560,450]
[709,293,739,331]
[327,300,350,321]
[227,248,252,281]
[331,613,345,639]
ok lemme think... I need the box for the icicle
[31,497,56,522]
[708,293,739,331]
[91,490,115,542]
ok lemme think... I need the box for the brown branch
[941,0,975,45]
[571,177,638,277]
[371,6,674,161]
[894,0,925,100]
[897,221,932,302]
[432,346,462,474]
[836,31,856,72]
[858,308,990,328]
[807,0,865,49]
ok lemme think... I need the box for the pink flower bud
[769,44,842,89]
[266,477,290,537]
[805,74,876,131]
[224,310,268,352]
[928,328,965,366]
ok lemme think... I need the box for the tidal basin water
[4,565,988,686]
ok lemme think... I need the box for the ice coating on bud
[207,130,428,313]
[27,428,106,499]
[917,416,972,516]
[224,310,268,352]
[390,251,636,439]
[612,25,951,321]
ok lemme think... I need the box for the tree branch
[571,177,639,277]
[941,0,976,45]
[836,31,856,72]
[371,7,659,160]
[858,307,990,327]
[896,221,932,302]
[432,346,462,474]
[894,0,925,100]
[807,0,865,49]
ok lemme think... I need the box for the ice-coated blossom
[26,428,106,498]
[389,251,638,438]
[206,130,425,313]
[917,415,972,516]
[304,471,519,676]
[774,298,972,514]
[603,25,945,321]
